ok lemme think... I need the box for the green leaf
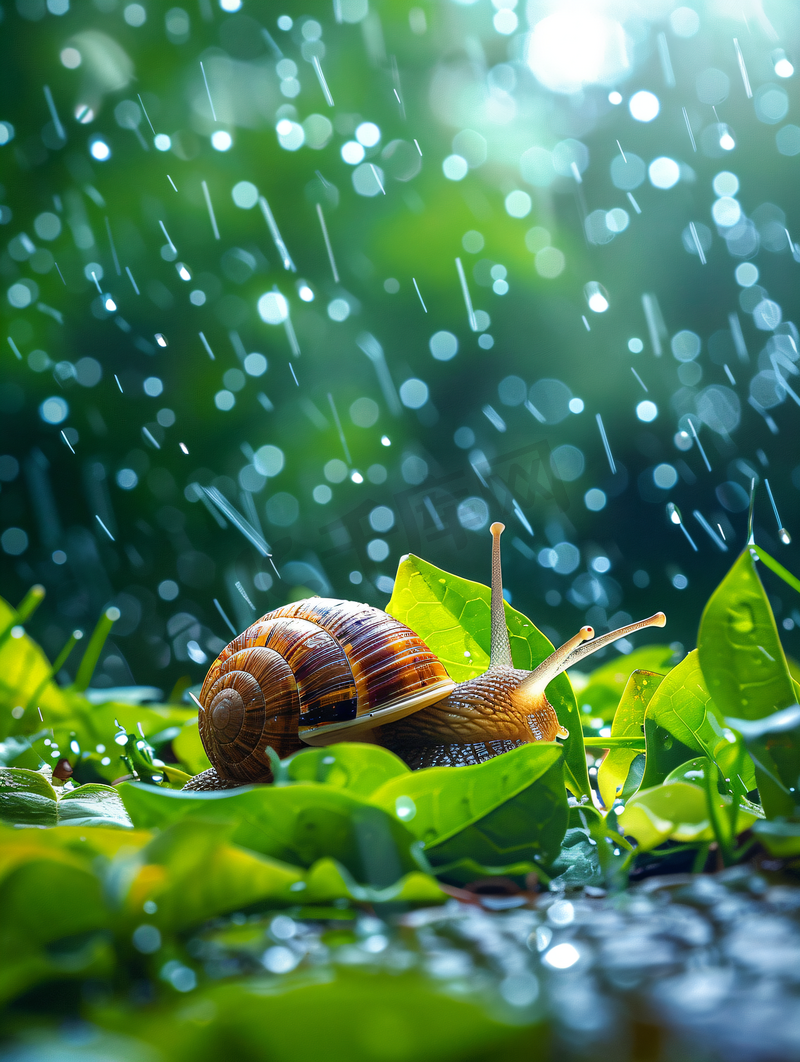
[597,670,664,808]
[118,782,423,888]
[699,549,795,721]
[173,719,213,776]
[120,820,306,929]
[0,836,112,1003]
[572,645,674,722]
[275,743,411,796]
[698,549,800,818]
[639,651,725,788]
[753,819,800,858]
[619,780,757,852]
[369,743,568,884]
[0,768,132,828]
[388,552,589,798]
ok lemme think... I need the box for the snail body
[186,525,665,790]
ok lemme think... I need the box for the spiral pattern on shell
[196,598,455,784]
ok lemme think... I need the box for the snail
[184,523,665,790]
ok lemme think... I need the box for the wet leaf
[619,780,757,852]
[0,768,131,828]
[572,645,674,722]
[597,670,664,808]
[118,782,423,888]
[639,651,725,788]
[274,742,411,796]
[388,553,589,798]
[370,743,568,884]
[699,549,795,721]
[699,549,800,818]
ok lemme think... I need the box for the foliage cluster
[2,541,800,1056]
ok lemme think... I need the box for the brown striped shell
[196,597,456,784]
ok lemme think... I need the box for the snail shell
[197,597,455,784]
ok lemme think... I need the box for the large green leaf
[699,549,795,720]
[118,781,423,887]
[619,780,757,852]
[572,646,674,722]
[370,742,567,883]
[0,837,112,1003]
[698,549,800,818]
[387,552,589,798]
[275,742,411,796]
[597,670,664,808]
[639,651,726,788]
[0,768,132,828]
[173,719,213,776]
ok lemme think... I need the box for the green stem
[0,585,46,648]
[583,736,647,750]
[23,629,83,714]
[72,608,119,692]
[705,761,733,865]
[692,843,710,874]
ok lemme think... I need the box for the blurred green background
[2,0,800,694]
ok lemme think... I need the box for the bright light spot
[673,573,689,589]
[356,122,380,147]
[399,378,429,409]
[628,337,643,352]
[381,435,391,446]
[654,463,678,489]
[606,207,629,232]
[75,104,94,124]
[211,130,232,152]
[648,156,680,189]
[232,180,259,208]
[775,58,794,78]
[712,196,741,227]
[569,397,584,413]
[313,484,332,504]
[154,134,171,151]
[591,555,610,572]
[89,138,111,161]
[608,91,622,105]
[244,352,267,376]
[298,284,314,302]
[735,262,759,287]
[123,3,146,26]
[220,0,241,9]
[144,376,163,397]
[720,128,735,151]
[177,264,191,281]
[637,400,658,422]
[505,190,532,218]
[0,122,14,145]
[39,396,69,424]
[327,298,350,322]
[276,121,304,151]
[630,90,660,122]
[258,292,289,324]
[341,140,365,164]
[351,471,364,484]
[60,47,81,68]
[155,333,168,347]
[442,154,468,180]
[214,390,235,411]
[544,943,580,969]
[585,281,609,313]
[526,11,629,95]
[277,14,292,29]
[429,331,458,361]
[712,171,739,197]
[493,8,517,34]
[104,295,117,312]
[584,488,606,511]
[190,290,205,306]
[254,444,284,477]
